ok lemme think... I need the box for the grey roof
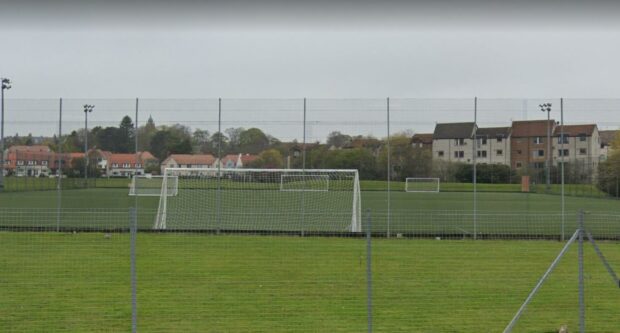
[476,127,511,138]
[433,122,476,140]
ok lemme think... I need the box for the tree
[238,128,270,154]
[251,149,284,169]
[225,127,244,152]
[192,129,211,153]
[598,131,620,196]
[206,132,229,155]
[327,131,352,148]
[137,115,158,152]
[149,125,193,161]
[116,116,135,153]
[377,134,432,180]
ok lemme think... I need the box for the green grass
[1,186,618,236]
[1,233,619,332]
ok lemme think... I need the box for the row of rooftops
[414,120,605,142]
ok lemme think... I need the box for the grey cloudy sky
[1,0,620,99]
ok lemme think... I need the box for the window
[477,151,487,158]
[41,160,48,166]
[437,151,444,157]
[135,163,142,168]
[579,148,587,155]
[579,135,587,142]
[123,163,131,168]
[517,150,522,155]
[496,149,503,156]
[477,138,487,146]
[534,162,545,169]
[27,160,34,165]
[454,138,465,146]
[537,150,545,157]
[17,160,24,166]
[534,137,543,144]
[454,151,464,158]
[516,162,523,168]
[112,163,119,168]
[558,149,569,157]
[496,136,503,143]
[557,135,569,144]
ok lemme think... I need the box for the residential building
[432,122,476,163]
[474,127,511,165]
[510,119,556,170]
[4,145,55,177]
[160,154,217,174]
[410,133,433,151]
[107,152,158,177]
[553,124,600,172]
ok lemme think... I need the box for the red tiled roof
[166,154,216,165]
[553,124,597,136]
[109,154,140,166]
[511,120,556,137]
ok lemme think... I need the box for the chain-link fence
[1,98,619,332]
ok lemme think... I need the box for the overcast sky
[1,0,620,99]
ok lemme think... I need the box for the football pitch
[1,233,620,332]
[1,183,619,331]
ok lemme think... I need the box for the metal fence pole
[365,209,373,333]
[560,98,565,241]
[134,98,139,212]
[216,98,222,234]
[473,97,477,240]
[56,98,63,232]
[301,98,306,237]
[578,210,585,333]
[386,97,391,238]
[130,207,138,333]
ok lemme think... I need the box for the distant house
[215,153,260,169]
[160,154,217,174]
[553,124,600,168]
[432,122,476,163]
[474,127,511,165]
[599,130,617,161]
[107,152,158,177]
[4,145,55,177]
[410,133,433,151]
[510,119,556,170]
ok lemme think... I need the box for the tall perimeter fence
[1,98,619,332]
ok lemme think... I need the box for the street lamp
[83,104,94,183]
[0,78,11,192]
[539,102,552,192]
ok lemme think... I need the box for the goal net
[405,178,440,193]
[129,175,178,196]
[154,168,362,233]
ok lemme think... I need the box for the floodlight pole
[83,104,94,184]
[540,103,552,192]
[0,77,11,192]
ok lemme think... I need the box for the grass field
[0,184,618,236]
[1,178,619,331]
[1,233,619,332]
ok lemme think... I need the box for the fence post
[365,209,373,333]
[130,207,138,333]
[473,97,477,240]
[56,98,63,232]
[578,210,585,333]
[301,98,306,237]
[386,97,391,238]
[216,98,222,234]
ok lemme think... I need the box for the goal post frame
[154,168,362,232]
[129,175,179,197]
[405,177,440,193]
[280,174,330,192]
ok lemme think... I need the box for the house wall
[432,138,474,163]
[473,136,511,165]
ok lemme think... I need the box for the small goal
[405,178,440,193]
[129,175,178,197]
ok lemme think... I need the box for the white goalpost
[154,168,362,233]
[405,177,440,193]
[129,175,179,197]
